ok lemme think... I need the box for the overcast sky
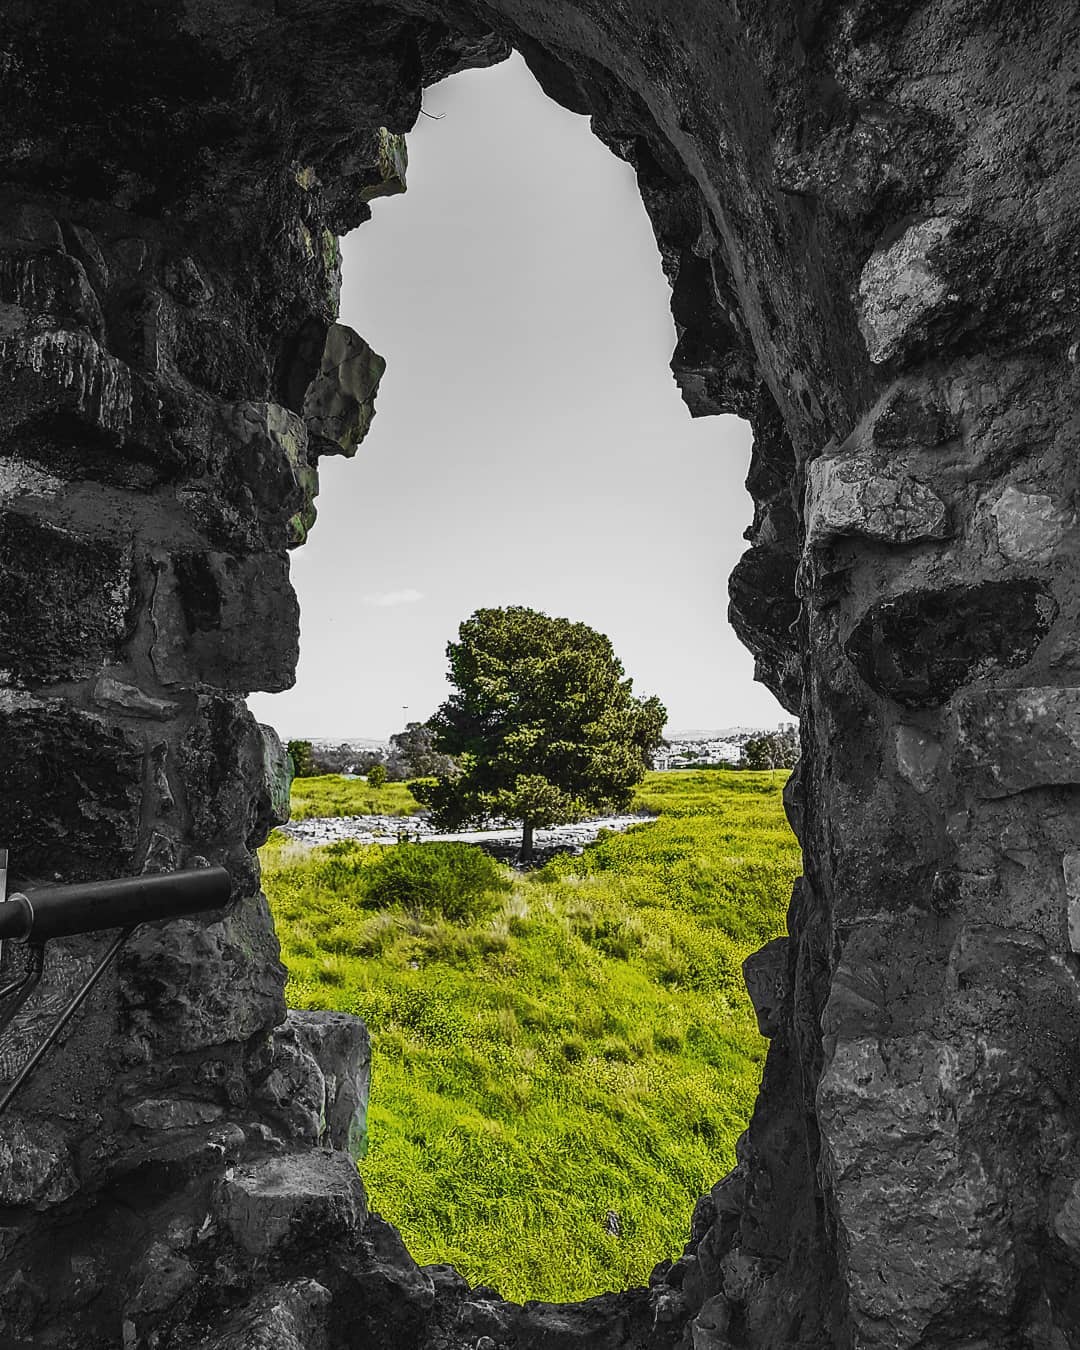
[247,53,786,742]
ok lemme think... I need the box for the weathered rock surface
[251,1010,371,1157]
[0,2,1078,1348]
[215,1150,368,1257]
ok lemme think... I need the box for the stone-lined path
[278,811,658,863]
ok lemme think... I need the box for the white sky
[248,53,786,742]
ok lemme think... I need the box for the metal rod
[0,845,9,973]
[6,866,231,944]
[0,944,44,1040]
[0,928,132,1118]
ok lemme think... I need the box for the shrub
[360,843,510,924]
[367,763,388,789]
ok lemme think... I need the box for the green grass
[262,769,798,1302]
[289,774,424,820]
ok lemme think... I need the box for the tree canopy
[386,721,458,782]
[287,738,315,778]
[413,606,666,859]
[739,724,800,770]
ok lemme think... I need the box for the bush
[367,763,388,789]
[360,843,510,924]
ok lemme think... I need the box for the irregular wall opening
[0,3,1077,1349]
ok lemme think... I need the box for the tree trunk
[520,820,534,863]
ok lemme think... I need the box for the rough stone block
[0,697,142,881]
[805,455,948,547]
[817,1031,1016,1347]
[124,1098,224,1130]
[857,216,957,364]
[988,484,1075,563]
[120,894,285,1055]
[0,511,134,684]
[179,695,292,852]
[894,725,943,793]
[215,1150,367,1257]
[846,580,1057,708]
[220,400,310,539]
[150,549,299,693]
[258,724,292,829]
[123,1239,197,1318]
[291,1010,371,1158]
[690,1293,733,1350]
[253,1011,371,1158]
[0,327,133,435]
[741,938,790,1039]
[0,1116,77,1209]
[302,322,384,456]
[1052,1176,1080,1260]
[870,386,961,449]
[0,247,104,334]
[728,544,802,714]
[251,1022,327,1146]
[952,687,1080,798]
[93,671,178,721]
[193,1280,331,1350]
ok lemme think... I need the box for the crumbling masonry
[1,3,1079,1347]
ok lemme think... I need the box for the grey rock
[691,1293,733,1349]
[1,328,132,432]
[93,672,178,720]
[149,549,299,694]
[894,725,942,794]
[193,1278,331,1350]
[846,580,1057,708]
[805,455,948,547]
[0,701,142,881]
[988,484,1075,563]
[214,1149,367,1257]
[120,894,284,1055]
[857,216,957,363]
[251,1023,327,1146]
[1064,853,1080,952]
[124,1239,196,1316]
[1052,1175,1080,1257]
[741,938,790,1038]
[124,1098,224,1130]
[0,1116,77,1209]
[952,686,1080,798]
[289,1009,371,1158]
[302,322,385,457]
[0,512,134,685]
[257,723,292,829]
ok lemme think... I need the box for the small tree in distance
[739,724,800,770]
[386,721,458,782]
[413,606,666,862]
[287,739,315,778]
[366,763,388,789]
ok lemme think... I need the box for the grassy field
[289,774,423,820]
[261,769,798,1302]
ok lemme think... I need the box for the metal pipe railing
[0,862,233,1116]
[0,866,232,943]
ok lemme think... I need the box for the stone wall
[0,2,1079,1347]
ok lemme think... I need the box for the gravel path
[277,811,658,862]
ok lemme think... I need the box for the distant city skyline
[247,53,787,742]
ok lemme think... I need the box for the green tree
[413,606,666,861]
[386,721,458,782]
[366,762,388,789]
[740,724,800,770]
[287,738,315,778]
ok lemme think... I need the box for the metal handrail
[0,863,232,1116]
